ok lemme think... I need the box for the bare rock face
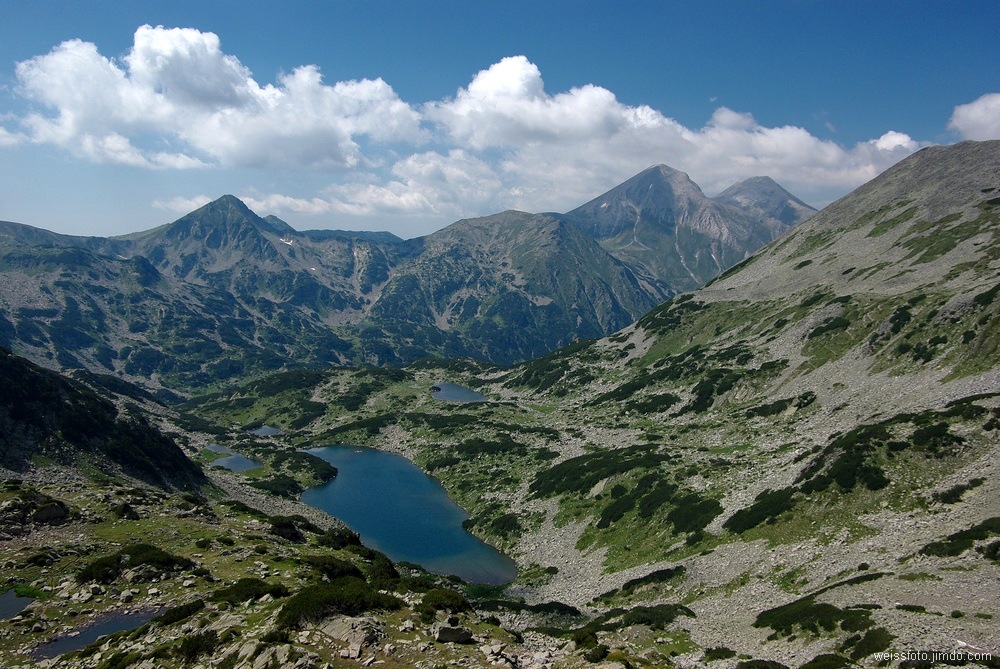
[567,165,812,295]
[318,616,384,648]
[714,175,817,228]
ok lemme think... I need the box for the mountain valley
[0,141,997,669]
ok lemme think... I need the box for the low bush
[920,517,1000,557]
[176,630,218,663]
[77,543,193,584]
[666,493,722,534]
[211,578,289,604]
[704,647,737,661]
[724,488,797,534]
[807,316,851,339]
[345,545,399,582]
[276,578,402,629]
[754,596,872,637]
[846,627,894,660]
[933,477,984,504]
[316,526,361,549]
[153,599,204,626]
[798,655,852,669]
[302,555,364,581]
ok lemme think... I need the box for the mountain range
[0,167,812,392]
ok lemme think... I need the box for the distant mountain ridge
[0,166,811,392]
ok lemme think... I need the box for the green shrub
[302,555,364,581]
[529,446,668,498]
[177,630,218,663]
[488,513,522,538]
[724,488,797,533]
[798,655,852,669]
[735,660,790,669]
[704,647,737,661]
[846,627,894,660]
[666,493,722,534]
[807,316,850,339]
[345,545,399,582]
[613,566,686,599]
[316,526,361,549]
[933,477,984,504]
[617,603,694,629]
[637,481,678,518]
[260,629,291,643]
[276,578,402,629]
[417,588,472,617]
[920,517,1000,557]
[153,599,204,626]
[269,516,308,543]
[77,543,193,584]
[250,475,303,498]
[583,644,609,662]
[211,578,289,604]
[754,596,872,637]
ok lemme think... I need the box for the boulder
[434,623,474,644]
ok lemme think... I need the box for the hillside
[193,140,999,667]
[0,347,205,491]
[368,211,657,363]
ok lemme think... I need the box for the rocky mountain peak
[714,176,817,227]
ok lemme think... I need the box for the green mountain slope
[365,211,658,363]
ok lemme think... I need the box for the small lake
[248,425,284,437]
[0,589,34,620]
[205,444,262,472]
[301,446,517,585]
[35,609,161,658]
[431,382,488,403]
[210,454,262,472]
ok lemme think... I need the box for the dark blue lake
[431,382,488,403]
[301,446,517,585]
[35,609,161,658]
[205,444,262,472]
[0,589,33,620]
[248,425,284,437]
[210,454,262,472]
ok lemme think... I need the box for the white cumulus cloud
[152,194,212,213]
[12,25,423,170]
[949,93,1000,140]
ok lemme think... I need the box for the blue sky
[0,1,997,238]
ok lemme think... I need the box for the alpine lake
[298,383,517,584]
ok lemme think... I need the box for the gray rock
[434,623,474,644]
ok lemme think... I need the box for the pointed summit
[714,176,817,227]
[568,165,707,239]
[565,164,803,295]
